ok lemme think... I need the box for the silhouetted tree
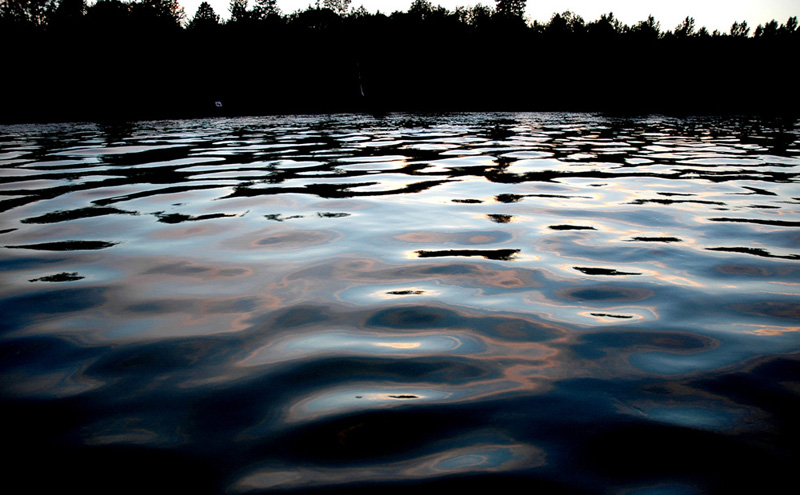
[754,19,777,37]
[228,0,248,23]
[545,11,583,37]
[730,20,749,37]
[494,0,524,19]
[253,0,279,19]
[630,15,660,40]
[785,16,798,33]
[756,17,799,39]
[0,0,56,27]
[349,4,367,17]
[292,4,342,30]
[322,0,349,17]
[131,0,184,29]
[458,3,492,29]
[776,16,798,38]
[187,1,219,29]
[587,12,621,39]
[673,16,695,37]
[408,0,432,19]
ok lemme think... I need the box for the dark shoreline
[2,3,798,125]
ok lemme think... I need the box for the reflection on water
[1,113,799,493]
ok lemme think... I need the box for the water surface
[1,113,799,494]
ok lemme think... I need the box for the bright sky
[181,0,798,34]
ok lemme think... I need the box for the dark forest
[2,0,798,123]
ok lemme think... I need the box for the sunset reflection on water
[1,113,798,493]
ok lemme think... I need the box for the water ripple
[1,113,799,493]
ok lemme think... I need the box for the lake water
[1,113,799,494]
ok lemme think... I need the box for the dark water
[1,113,799,494]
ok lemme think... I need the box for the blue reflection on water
[1,113,798,493]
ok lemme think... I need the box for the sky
[180,0,798,34]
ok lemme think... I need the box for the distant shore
[2,1,798,123]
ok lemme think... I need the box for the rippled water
[1,113,799,494]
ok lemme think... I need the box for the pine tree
[730,21,749,37]
[673,16,695,37]
[188,1,219,29]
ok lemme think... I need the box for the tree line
[3,0,798,39]
[2,0,798,122]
